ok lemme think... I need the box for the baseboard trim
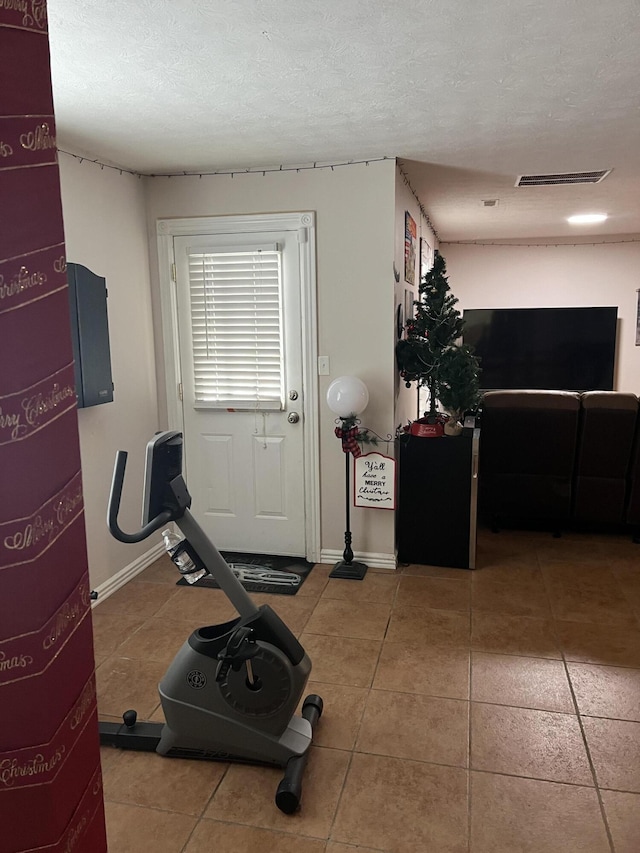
[93,544,398,605]
[319,549,397,571]
[91,542,166,607]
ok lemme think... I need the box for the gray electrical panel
[67,263,114,408]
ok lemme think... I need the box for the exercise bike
[98,430,323,814]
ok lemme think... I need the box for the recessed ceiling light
[567,213,608,224]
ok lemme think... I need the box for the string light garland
[441,238,640,247]
[57,149,144,177]
[396,163,440,241]
[58,150,636,249]
[57,149,393,180]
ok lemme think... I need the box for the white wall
[442,240,640,393]
[58,155,159,589]
[145,160,398,563]
[55,152,640,580]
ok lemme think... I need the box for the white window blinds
[187,246,284,409]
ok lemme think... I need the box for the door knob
[287,412,300,424]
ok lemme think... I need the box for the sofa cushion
[573,392,638,524]
[479,391,581,524]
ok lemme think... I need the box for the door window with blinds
[186,244,285,409]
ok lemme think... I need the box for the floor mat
[176,552,315,596]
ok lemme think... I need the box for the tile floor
[94,527,640,852]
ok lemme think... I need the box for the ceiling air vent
[516,170,611,187]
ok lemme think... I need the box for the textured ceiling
[47,0,640,240]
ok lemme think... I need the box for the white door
[172,227,308,557]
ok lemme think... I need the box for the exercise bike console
[99,431,322,814]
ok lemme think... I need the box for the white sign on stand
[353,452,396,510]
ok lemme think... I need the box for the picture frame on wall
[396,302,404,340]
[420,236,433,284]
[404,212,417,284]
[404,288,413,325]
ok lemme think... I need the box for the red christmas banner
[0,583,95,750]
[0,0,48,32]
[0,115,58,170]
[0,22,52,117]
[0,288,74,397]
[0,574,90,688]
[0,163,65,260]
[1,675,97,791]
[0,244,67,316]
[0,364,77,451]
[0,409,83,521]
[1,693,103,851]
[49,766,106,853]
[1,761,106,852]
[0,517,89,639]
[0,4,107,849]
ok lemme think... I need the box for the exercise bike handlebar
[107,450,173,543]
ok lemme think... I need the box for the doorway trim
[156,212,320,562]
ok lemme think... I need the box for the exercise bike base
[100,719,162,752]
[100,693,323,815]
[275,694,324,814]
[100,718,289,767]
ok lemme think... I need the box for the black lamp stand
[330,446,368,580]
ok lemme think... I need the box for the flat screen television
[462,306,618,392]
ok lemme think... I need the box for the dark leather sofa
[626,428,640,537]
[573,391,639,525]
[478,389,640,538]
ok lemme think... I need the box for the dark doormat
[176,552,315,596]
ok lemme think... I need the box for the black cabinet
[67,263,114,408]
[397,430,479,569]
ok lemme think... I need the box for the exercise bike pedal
[215,626,260,683]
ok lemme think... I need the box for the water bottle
[162,529,208,584]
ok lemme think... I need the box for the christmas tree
[396,251,481,422]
